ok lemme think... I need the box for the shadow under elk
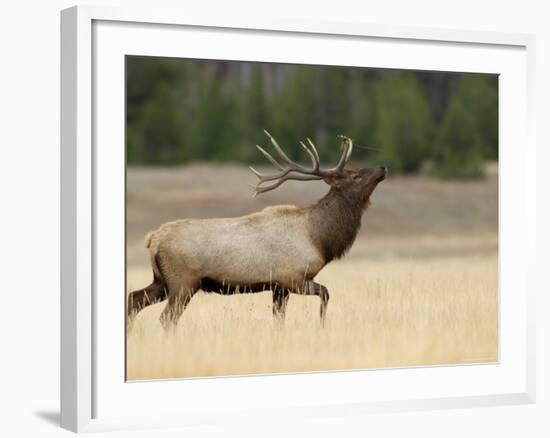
[128,131,387,330]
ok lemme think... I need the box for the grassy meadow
[126,164,498,380]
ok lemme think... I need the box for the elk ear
[323,173,349,188]
[322,174,340,186]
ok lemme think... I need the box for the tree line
[126,56,498,178]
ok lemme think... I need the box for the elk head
[249,130,387,205]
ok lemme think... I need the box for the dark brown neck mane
[307,187,370,264]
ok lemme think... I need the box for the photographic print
[125,56,498,381]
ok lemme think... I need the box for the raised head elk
[128,131,386,329]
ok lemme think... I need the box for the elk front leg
[272,287,290,321]
[305,281,329,325]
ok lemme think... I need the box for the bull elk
[128,131,386,329]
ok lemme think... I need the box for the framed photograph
[60,5,536,432]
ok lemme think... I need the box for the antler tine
[249,131,354,196]
[251,166,305,184]
[327,135,353,173]
[344,137,354,162]
[253,174,323,195]
[255,145,284,171]
[248,166,263,178]
[300,141,320,171]
[263,129,312,173]
[306,138,320,164]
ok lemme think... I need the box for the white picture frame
[60,4,536,433]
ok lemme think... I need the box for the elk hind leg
[159,276,198,331]
[127,280,167,320]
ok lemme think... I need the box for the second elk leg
[272,287,290,320]
[307,281,329,324]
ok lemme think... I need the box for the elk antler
[249,130,353,195]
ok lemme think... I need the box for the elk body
[128,132,386,329]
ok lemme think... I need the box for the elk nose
[379,166,388,173]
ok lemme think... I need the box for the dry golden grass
[126,250,498,380]
[126,165,498,381]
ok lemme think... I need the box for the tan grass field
[126,164,498,380]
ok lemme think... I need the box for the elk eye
[352,174,362,182]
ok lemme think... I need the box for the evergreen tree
[268,66,319,162]
[371,72,435,173]
[237,65,269,162]
[125,57,498,179]
[188,78,239,161]
[343,69,378,163]
[433,75,497,178]
[127,84,187,165]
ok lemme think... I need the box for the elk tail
[144,231,154,249]
[151,253,166,287]
[144,231,166,288]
